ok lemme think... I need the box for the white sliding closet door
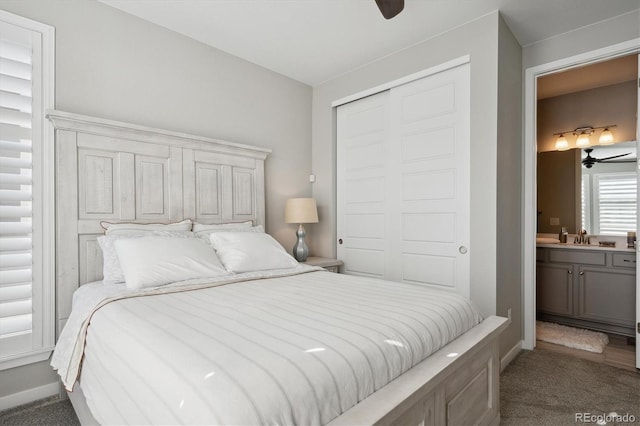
[336,91,391,278]
[337,63,470,296]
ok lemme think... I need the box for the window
[0,11,54,369]
[582,171,637,236]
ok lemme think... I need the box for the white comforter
[52,268,482,425]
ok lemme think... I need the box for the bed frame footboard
[329,315,509,426]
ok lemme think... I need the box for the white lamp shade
[555,135,569,151]
[598,128,614,145]
[285,198,318,224]
[575,133,591,148]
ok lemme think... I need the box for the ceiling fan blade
[595,152,632,162]
[375,0,404,19]
[602,158,636,163]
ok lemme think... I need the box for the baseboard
[500,340,523,372]
[0,381,60,411]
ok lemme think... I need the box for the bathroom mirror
[537,141,637,236]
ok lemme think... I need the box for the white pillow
[209,232,298,273]
[97,231,194,283]
[192,221,259,239]
[101,219,192,236]
[114,237,228,290]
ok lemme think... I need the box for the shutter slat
[0,57,31,80]
[0,205,32,218]
[0,299,31,318]
[0,39,31,64]
[0,90,31,113]
[0,139,31,153]
[0,156,31,168]
[0,122,31,141]
[0,253,31,268]
[0,75,31,97]
[0,222,32,235]
[0,269,32,285]
[0,189,31,201]
[0,314,32,335]
[0,106,31,128]
[0,172,31,185]
[0,283,31,300]
[0,237,31,251]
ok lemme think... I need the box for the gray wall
[311,12,502,320]
[523,10,640,69]
[0,0,312,400]
[537,81,638,153]
[496,15,523,359]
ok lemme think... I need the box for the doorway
[523,40,640,369]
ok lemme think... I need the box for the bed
[47,110,508,426]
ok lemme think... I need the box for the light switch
[309,174,316,183]
[550,217,560,226]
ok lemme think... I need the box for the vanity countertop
[536,243,635,253]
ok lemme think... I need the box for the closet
[336,62,471,297]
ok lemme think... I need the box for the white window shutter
[594,172,637,236]
[0,11,55,369]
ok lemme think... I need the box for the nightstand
[302,256,343,273]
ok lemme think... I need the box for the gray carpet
[0,395,79,426]
[501,349,639,425]
[1,348,638,425]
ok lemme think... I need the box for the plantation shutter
[594,172,637,236]
[0,21,35,352]
[0,13,54,368]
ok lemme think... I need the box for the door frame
[522,39,640,351]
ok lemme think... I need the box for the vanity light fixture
[575,132,591,148]
[555,134,569,151]
[552,125,616,151]
[598,128,614,145]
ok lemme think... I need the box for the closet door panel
[390,64,470,295]
[337,91,390,278]
[337,62,470,297]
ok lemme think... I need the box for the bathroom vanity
[536,244,636,337]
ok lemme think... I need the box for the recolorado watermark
[575,412,636,424]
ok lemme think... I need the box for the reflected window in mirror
[537,141,637,236]
[582,171,636,235]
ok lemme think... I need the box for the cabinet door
[577,267,636,327]
[536,263,573,316]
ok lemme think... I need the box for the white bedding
[53,269,482,425]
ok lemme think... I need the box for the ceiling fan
[375,0,404,19]
[581,148,632,168]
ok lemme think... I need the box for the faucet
[574,229,590,244]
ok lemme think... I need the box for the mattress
[53,268,482,425]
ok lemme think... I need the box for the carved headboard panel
[48,110,271,331]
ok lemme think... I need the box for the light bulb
[555,135,569,151]
[598,128,614,145]
[576,133,590,148]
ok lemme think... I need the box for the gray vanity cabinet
[536,247,636,337]
[536,263,573,316]
[577,267,635,329]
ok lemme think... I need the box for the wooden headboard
[47,110,271,332]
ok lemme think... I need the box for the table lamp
[284,198,318,262]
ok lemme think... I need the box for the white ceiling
[100,0,640,86]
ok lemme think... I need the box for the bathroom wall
[537,80,637,153]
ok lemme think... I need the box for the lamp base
[292,224,309,262]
